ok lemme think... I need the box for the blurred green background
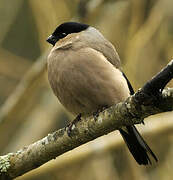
[1,0,173,179]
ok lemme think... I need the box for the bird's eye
[59,32,67,39]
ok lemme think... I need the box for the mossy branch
[0,60,173,179]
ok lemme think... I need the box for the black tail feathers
[119,125,158,165]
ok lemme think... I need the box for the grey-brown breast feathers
[47,46,129,116]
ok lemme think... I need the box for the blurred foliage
[0,0,173,179]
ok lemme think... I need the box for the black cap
[47,22,89,46]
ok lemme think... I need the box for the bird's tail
[119,125,158,165]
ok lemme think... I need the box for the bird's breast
[47,47,130,116]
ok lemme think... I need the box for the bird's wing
[90,39,122,69]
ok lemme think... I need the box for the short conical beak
[46,35,58,46]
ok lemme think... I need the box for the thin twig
[0,51,49,124]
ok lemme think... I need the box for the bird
[46,22,158,165]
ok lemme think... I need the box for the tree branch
[17,113,173,180]
[0,60,173,179]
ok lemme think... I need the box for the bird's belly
[48,57,129,116]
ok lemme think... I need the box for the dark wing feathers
[119,73,158,165]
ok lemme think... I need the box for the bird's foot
[93,105,108,121]
[66,113,82,137]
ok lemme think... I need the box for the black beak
[46,35,58,46]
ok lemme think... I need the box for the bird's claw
[93,105,108,120]
[66,113,82,137]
